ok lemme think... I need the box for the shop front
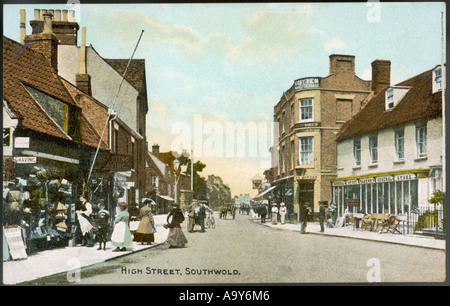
[330,170,430,218]
[3,137,84,256]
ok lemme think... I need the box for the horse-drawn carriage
[219,203,236,220]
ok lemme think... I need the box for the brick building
[270,55,372,220]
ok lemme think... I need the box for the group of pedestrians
[187,201,213,233]
[75,196,191,252]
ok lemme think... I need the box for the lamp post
[173,154,188,206]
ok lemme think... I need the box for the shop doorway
[298,180,314,218]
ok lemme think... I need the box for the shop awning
[158,195,174,202]
[254,185,277,199]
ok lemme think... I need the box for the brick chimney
[329,54,355,75]
[24,11,59,72]
[152,144,160,153]
[76,26,92,96]
[29,9,79,45]
[371,59,391,95]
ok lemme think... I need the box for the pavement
[2,212,446,285]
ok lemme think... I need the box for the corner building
[273,55,372,220]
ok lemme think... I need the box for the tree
[176,154,207,200]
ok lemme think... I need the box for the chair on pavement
[381,215,402,234]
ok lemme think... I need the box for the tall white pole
[441,12,446,192]
[191,149,194,192]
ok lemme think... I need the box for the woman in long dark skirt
[166,204,188,248]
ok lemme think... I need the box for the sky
[3,2,446,197]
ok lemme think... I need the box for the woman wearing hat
[280,202,287,224]
[111,202,132,251]
[271,203,278,225]
[133,201,156,245]
[165,204,188,248]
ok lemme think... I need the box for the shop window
[299,98,313,122]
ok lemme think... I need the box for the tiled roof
[335,68,442,141]
[60,78,109,150]
[3,36,107,149]
[104,58,146,94]
[3,36,75,140]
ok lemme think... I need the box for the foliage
[414,190,446,232]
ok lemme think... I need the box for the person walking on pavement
[166,204,188,248]
[271,203,278,225]
[77,196,94,247]
[259,205,267,223]
[97,209,110,251]
[300,202,309,234]
[111,202,132,252]
[318,202,326,233]
[198,202,207,232]
[280,202,287,224]
[133,200,156,245]
[187,202,196,233]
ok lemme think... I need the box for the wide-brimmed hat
[280,202,285,206]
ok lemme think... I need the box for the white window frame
[353,136,361,166]
[299,136,313,165]
[416,124,427,158]
[386,88,394,109]
[299,98,314,122]
[369,134,378,164]
[433,67,442,93]
[395,128,405,161]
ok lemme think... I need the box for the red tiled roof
[60,78,109,150]
[3,36,108,150]
[335,68,442,141]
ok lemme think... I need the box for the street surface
[29,212,445,284]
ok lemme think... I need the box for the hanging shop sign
[347,199,360,207]
[3,225,27,260]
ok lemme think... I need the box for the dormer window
[433,66,442,93]
[386,88,394,109]
[385,86,410,110]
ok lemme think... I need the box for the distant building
[333,65,443,216]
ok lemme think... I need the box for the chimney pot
[55,10,61,21]
[20,9,26,44]
[62,10,68,21]
[42,12,53,35]
[68,10,75,22]
[34,9,40,20]
[41,9,47,20]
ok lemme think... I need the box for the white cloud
[325,38,347,53]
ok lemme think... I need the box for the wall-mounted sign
[14,156,37,164]
[294,77,320,90]
[94,153,133,172]
[14,137,30,148]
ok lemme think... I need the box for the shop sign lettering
[294,77,320,90]
[14,156,37,163]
